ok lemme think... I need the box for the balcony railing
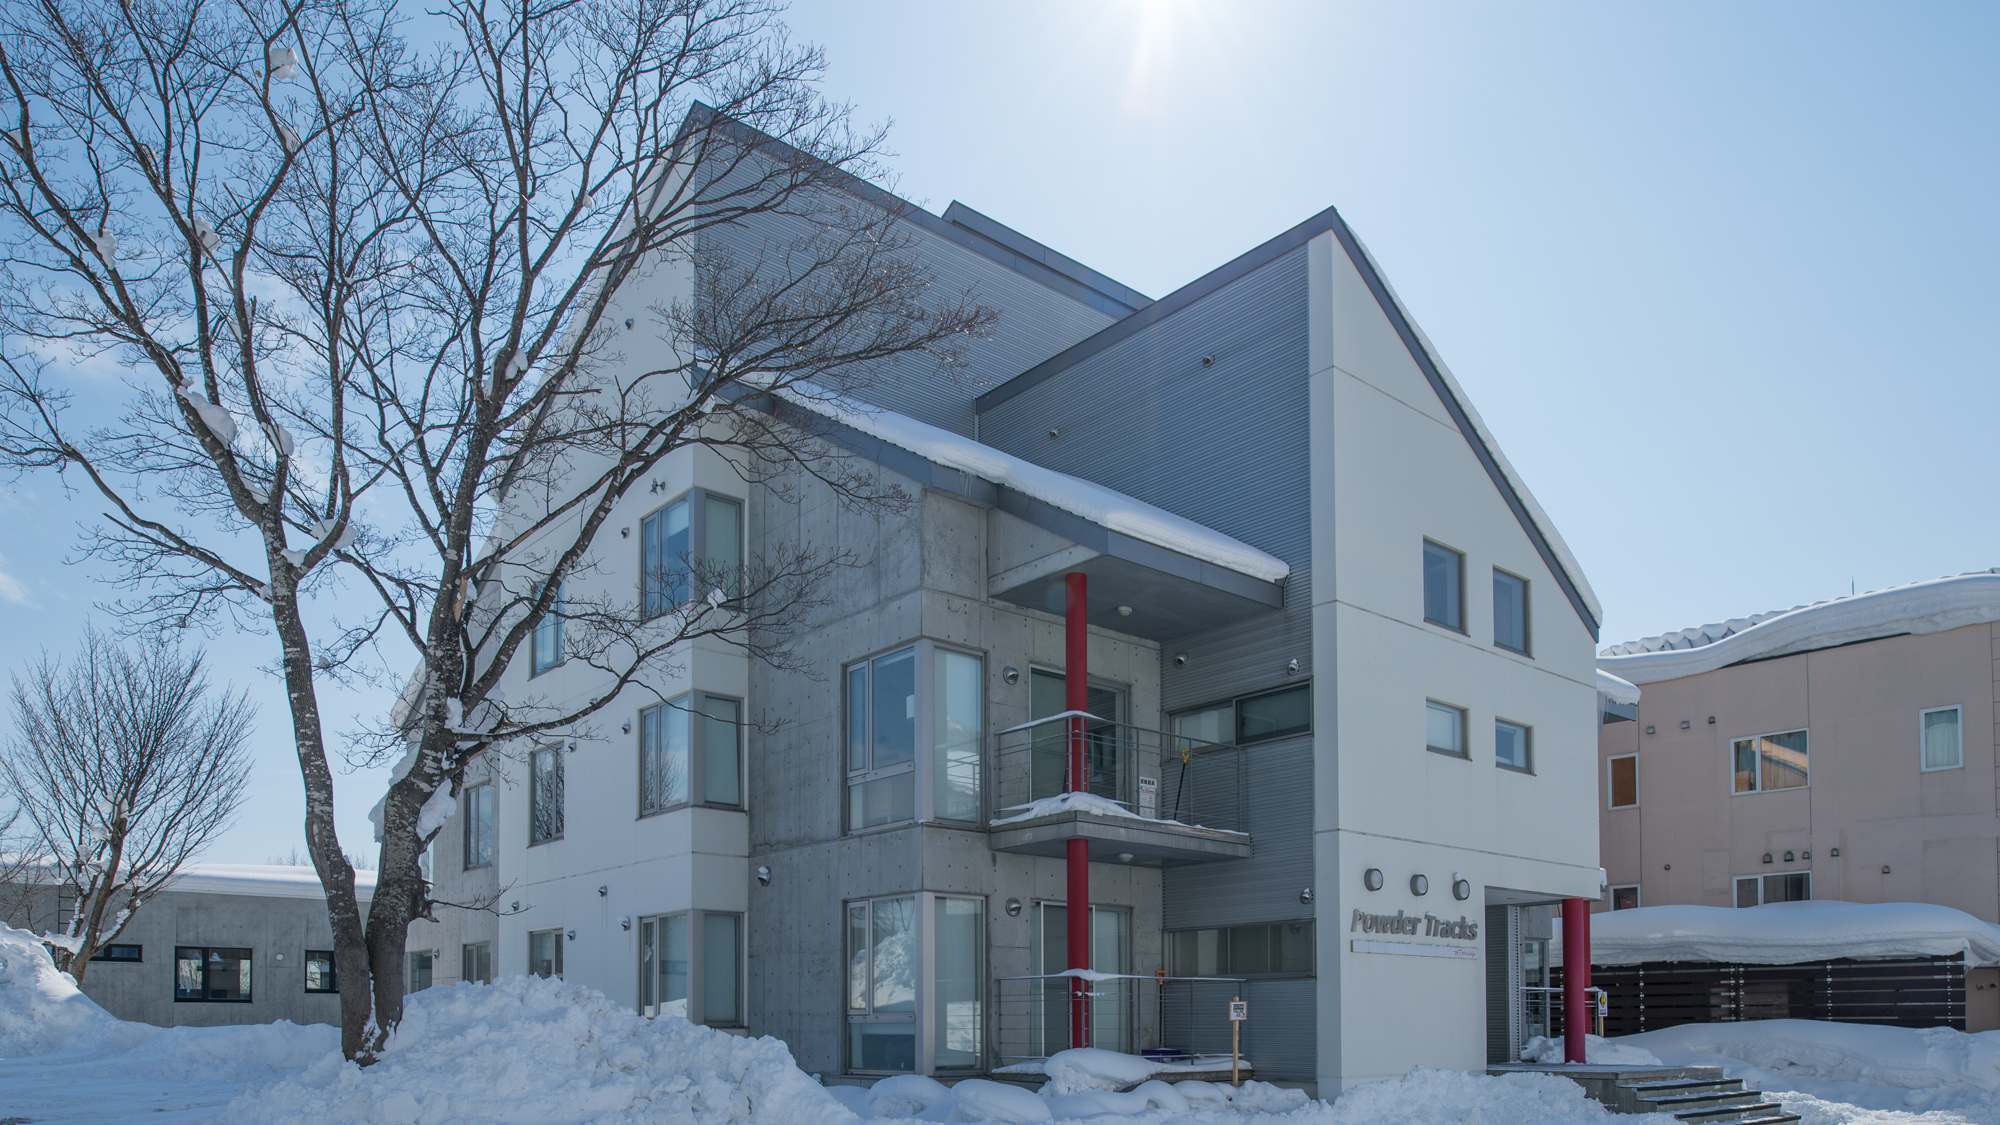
[991,973,1250,1067]
[991,712,1247,835]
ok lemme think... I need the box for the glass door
[1029,903,1133,1054]
[1028,670,1127,805]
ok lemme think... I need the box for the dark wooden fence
[1551,955,1965,1036]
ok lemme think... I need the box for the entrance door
[1030,903,1133,1054]
[1028,669,1128,805]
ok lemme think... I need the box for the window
[1607,755,1638,808]
[641,490,743,618]
[528,929,564,979]
[933,896,983,1069]
[1169,922,1314,977]
[1736,872,1810,907]
[407,950,434,994]
[1423,539,1463,630]
[1425,700,1466,758]
[1495,719,1531,772]
[633,911,739,1026]
[639,914,690,1018]
[90,944,142,962]
[1921,706,1963,771]
[463,782,495,868]
[847,895,917,1071]
[1493,569,1529,654]
[174,947,252,1002]
[462,941,492,985]
[640,693,744,815]
[703,913,742,1025]
[304,950,337,992]
[531,581,564,675]
[845,643,983,831]
[1236,684,1310,744]
[530,744,564,843]
[1732,729,1808,793]
[1610,886,1641,911]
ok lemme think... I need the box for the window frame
[1735,871,1811,907]
[1167,920,1315,979]
[1168,681,1313,749]
[303,949,337,993]
[1610,885,1641,911]
[637,691,746,819]
[1425,699,1468,759]
[639,487,744,621]
[1422,538,1466,633]
[461,941,492,985]
[1494,717,1533,774]
[844,892,982,1075]
[463,781,495,869]
[529,743,565,845]
[1730,728,1809,795]
[1607,754,1639,809]
[842,640,985,834]
[528,927,565,979]
[173,945,253,1003]
[407,950,434,994]
[1492,567,1530,656]
[1919,705,1964,773]
[530,579,565,676]
[89,943,142,963]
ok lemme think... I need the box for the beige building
[1595,571,2000,921]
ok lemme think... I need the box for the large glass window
[1236,684,1310,743]
[464,782,495,868]
[407,951,434,994]
[1921,706,1963,771]
[532,581,564,675]
[639,914,690,1018]
[1495,719,1531,772]
[703,913,742,1025]
[1732,730,1808,793]
[1422,539,1463,630]
[641,490,743,618]
[640,702,690,814]
[1736,872,1810,907]
[304,950,337,992]
[1493,569,1529,654]
[1168,921,1314,976]
[174,946,252,1002]
[462,941,492,985]
[703,696,742,807]
[530,745,564,843]
[528,929,563,979]
[933,650,981,822]
[1608,755,1638,808]
[933,897,983,1069]
[640,694,742,815]
[847,895,917,1071]
[846,643,983,830]
[1426,700,1466,758]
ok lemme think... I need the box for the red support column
[1562,897,1591,1064]
[1065,572,1090,1050]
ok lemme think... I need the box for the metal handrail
[990,716,1248,834]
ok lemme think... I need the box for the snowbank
[1588,901,2000,966]
[0,921,145,1057]
[223,973,854,1125]
[169,862,378,901]
[1520,1033,1666,1066]
[1625,1021,2000,1093]
[1326,1068,1678,1125]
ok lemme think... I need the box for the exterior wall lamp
[1299,888,1313,905]
[1451,876,1471,901]
[1410,874,1429,896]
[756,865,771,887]
[1363,868,1383,891]
[1003,666,1020,685]
[1005,898,1023,917]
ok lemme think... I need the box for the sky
[1,0,1995,863]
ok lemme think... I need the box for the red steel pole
[1562,897,1591,1064]
[1065,572,1090,1050]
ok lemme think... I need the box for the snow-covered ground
[4,920,1998,1124]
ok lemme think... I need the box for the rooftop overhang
[988,810,1253,866]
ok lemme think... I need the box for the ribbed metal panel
[1161,734,1314,931]
[1243,978,1318,1082]
[1485,904,1521,1064]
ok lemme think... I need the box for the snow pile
[1626,1021,2000,1093]
[0,921,142,1057]
[1588,901,2000,966]
[223,974,855,1125]
[1327,1068,1679,1125]
[1042,1047,1172,1095]
[775,383,1291,583]
[992,790,1217,831]
[1520,1033,1666,1066]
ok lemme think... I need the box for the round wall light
[1452,878,1471,901]
[756,865,771,887]
[1363,868,1383,891]
[1410,874,1429,896]
[1005,897,1023,917]
[1299,888,1314,905]
[1003,666,1020,685]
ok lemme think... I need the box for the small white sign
[1229,1000,1248,1022]
[1139,776,1158,818]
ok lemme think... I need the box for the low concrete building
[5,864,374,1028]
[1596,571,2000,920]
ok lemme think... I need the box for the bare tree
[0,0,990,1059]
[1,629,253,980]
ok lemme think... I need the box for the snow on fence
[1551,954,1967,1037]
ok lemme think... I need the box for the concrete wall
[1596,621,2000,919]
[1307,229,1602,1091]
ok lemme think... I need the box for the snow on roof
[1598,570,2000,685]
[164,863,376,902]
[1596,669,1640,706]
[1585,900,2000,967]
[776,384,1291,584]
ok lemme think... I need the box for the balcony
[987,714,1251,865]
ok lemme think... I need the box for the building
[1596,571,2000,921]
[3,863,375,1027]
[410,118,1611,1094]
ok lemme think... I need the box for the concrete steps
[1488,1064,1800,1124]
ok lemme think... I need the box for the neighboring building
[412,118,1610,1095]
[2,863,375,1028]
[1596,571,2000,921]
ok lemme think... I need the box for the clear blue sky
[2,0,1993,862]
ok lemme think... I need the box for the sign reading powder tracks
[1348,909,1481,960]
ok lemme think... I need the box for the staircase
[1489,1064,1799,1124]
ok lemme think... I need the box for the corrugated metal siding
[1485,904,1521,1064]
[1244,978,1318,1082]
[1161,734,1314,931]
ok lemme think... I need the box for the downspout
[1065,572,1091,1050]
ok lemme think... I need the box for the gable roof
[975,205,1603,638]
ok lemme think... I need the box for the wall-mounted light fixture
[510,901,521,912]
[620,527,630,538]
[1783,852,1795,863]
[1003,666,1020,685]
[1452,876,1472,901]
[1300,888,1313,905]
[1801,850,1810,860]
[1830,848,1841,857]
[1363,868,1384,891]
[1286,658,1300,674]
[1048,428,1060,439]
[1201,355,1216,367]
[1708,716,1716,724]
[565,929,576,941]
[1116,605,1133,617]
[1117,852,1134,863]
[1882,865,1892,875]
[1646,726,1656,735]
[1664,864,1672,871]
[1763,853,1774,864]
[622,719,632,734]
[1679,720,1691,729]
[1173,653,1189,667]
[756,865,771,887]
[1410,874,1429,896]
[1005,898,1022,917]
[624,318,634,330]
[618,916,631,931]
